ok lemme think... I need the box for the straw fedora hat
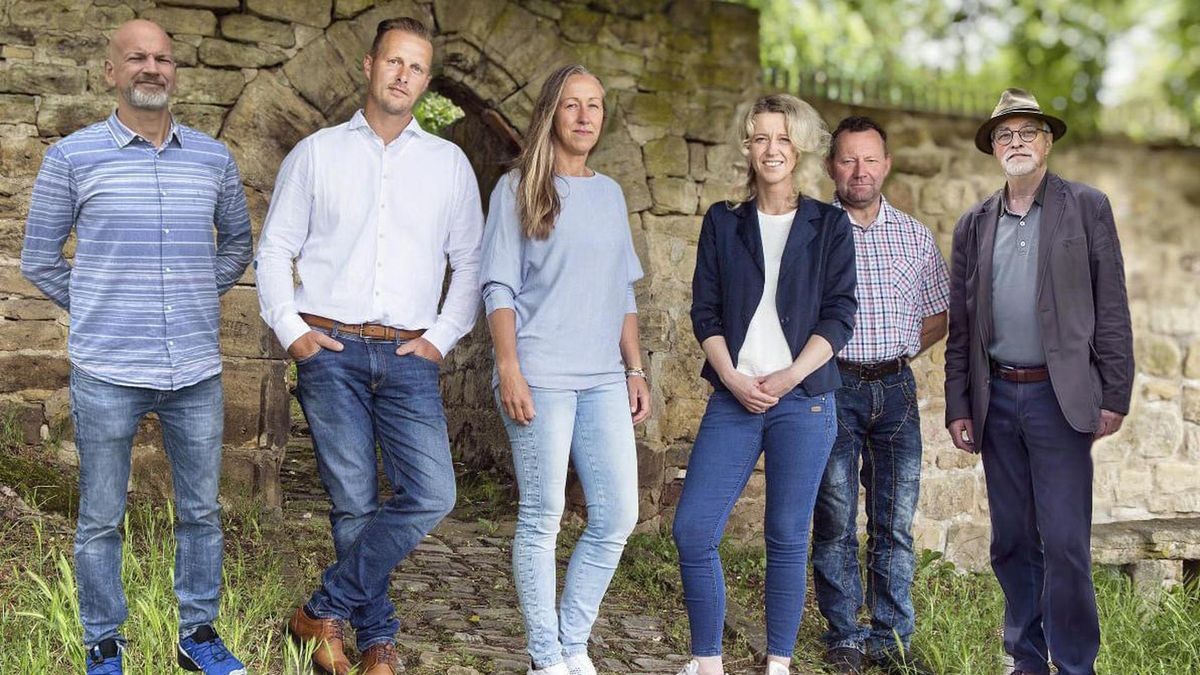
[975,87,1067,154]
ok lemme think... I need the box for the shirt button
[1020,241,1027,247]
[165,267,172,272]
[168,340,175,346]
[160,191,166,197]
[163,228,170,234]
[1020,221,1026,227]
[166,305,173,311]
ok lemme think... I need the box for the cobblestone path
[280,443,708,675]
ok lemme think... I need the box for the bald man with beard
[21,19,251,675]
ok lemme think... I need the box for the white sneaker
[766,661,790,675]
[529,662,571,675]
[676,660,725,675]
[564,652,599,675]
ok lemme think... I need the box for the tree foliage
[414,92,465,135]
[738,0,1198,140]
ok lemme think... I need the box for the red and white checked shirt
[834,195,950,363]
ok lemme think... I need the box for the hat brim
[975,109,1067,154]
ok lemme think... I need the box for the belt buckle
[356,323,369,339]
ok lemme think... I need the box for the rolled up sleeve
[690,209,724,344]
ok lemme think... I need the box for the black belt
[837,357,909,380]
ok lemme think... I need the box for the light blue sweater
[481,170,643,389]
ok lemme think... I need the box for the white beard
[128,85,170,110]
[1002,155,1037,177]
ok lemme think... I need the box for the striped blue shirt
[21,112,252,390]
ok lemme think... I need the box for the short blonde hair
[735,94,830,205]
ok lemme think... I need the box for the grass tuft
[0,501,309,673]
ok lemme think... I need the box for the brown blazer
[944,172,1134,437]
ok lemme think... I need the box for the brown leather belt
[992,362,1049,383]
[837,357,909,381]
[301,313,425,341]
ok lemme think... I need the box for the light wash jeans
[296,328,456,649]
[496,380,639,669]
[70,367,225,648]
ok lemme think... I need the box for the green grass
[608,530,1200,674]
[1094,567,1200,672]
[2,494,1197,674]
[0,503,312,674]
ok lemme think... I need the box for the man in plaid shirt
[811,117,949,675]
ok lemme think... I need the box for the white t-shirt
[736,210,796,376]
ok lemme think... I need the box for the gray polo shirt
[989,179,1047,366]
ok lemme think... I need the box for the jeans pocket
[406,352,441,368]
[295,346,324,366]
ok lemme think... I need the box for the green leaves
[414,92,466,136]
[738,0,1198,142]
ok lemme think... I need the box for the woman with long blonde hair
[480,64,651,675]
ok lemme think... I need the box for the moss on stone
[0,452,76,516]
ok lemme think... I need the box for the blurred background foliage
[414,92,465,135]
[737,0,1200,144]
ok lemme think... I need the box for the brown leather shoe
[360,641,401,674]
[286,606,351,675]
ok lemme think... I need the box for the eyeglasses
[992,126,1048,146]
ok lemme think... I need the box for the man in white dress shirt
[255,17,482,675]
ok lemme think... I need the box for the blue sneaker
[177,625,246,674]
[86,638,123,674]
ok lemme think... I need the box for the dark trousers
[812,366,922,657]
[981,378,1099,675]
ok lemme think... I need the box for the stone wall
[778,102,1200,570]
[0,0,762,512]
[2,1,1196,570]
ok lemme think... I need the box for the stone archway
[0,0,762,525]
[433,80,521,215]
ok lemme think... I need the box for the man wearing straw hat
[943,88,1134,675]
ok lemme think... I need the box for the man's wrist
[624,366,646,379]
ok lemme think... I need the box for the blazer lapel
[976,191,1001,348]
[778,197,817,279]
[1036,173,1066,300]
[736,199,765,275]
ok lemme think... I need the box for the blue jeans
[672,389,836,658]
[69,368,225,648]
[811,366,922,657]
[296,329,456,649]
[497,381,639,668]
[982,378,1098,675]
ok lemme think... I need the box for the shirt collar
[348,109,426,141]
[832,194,893,230]
[1000,173,1048,215]
[105,111,184,149]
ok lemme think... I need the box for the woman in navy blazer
[672,95,857,675]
